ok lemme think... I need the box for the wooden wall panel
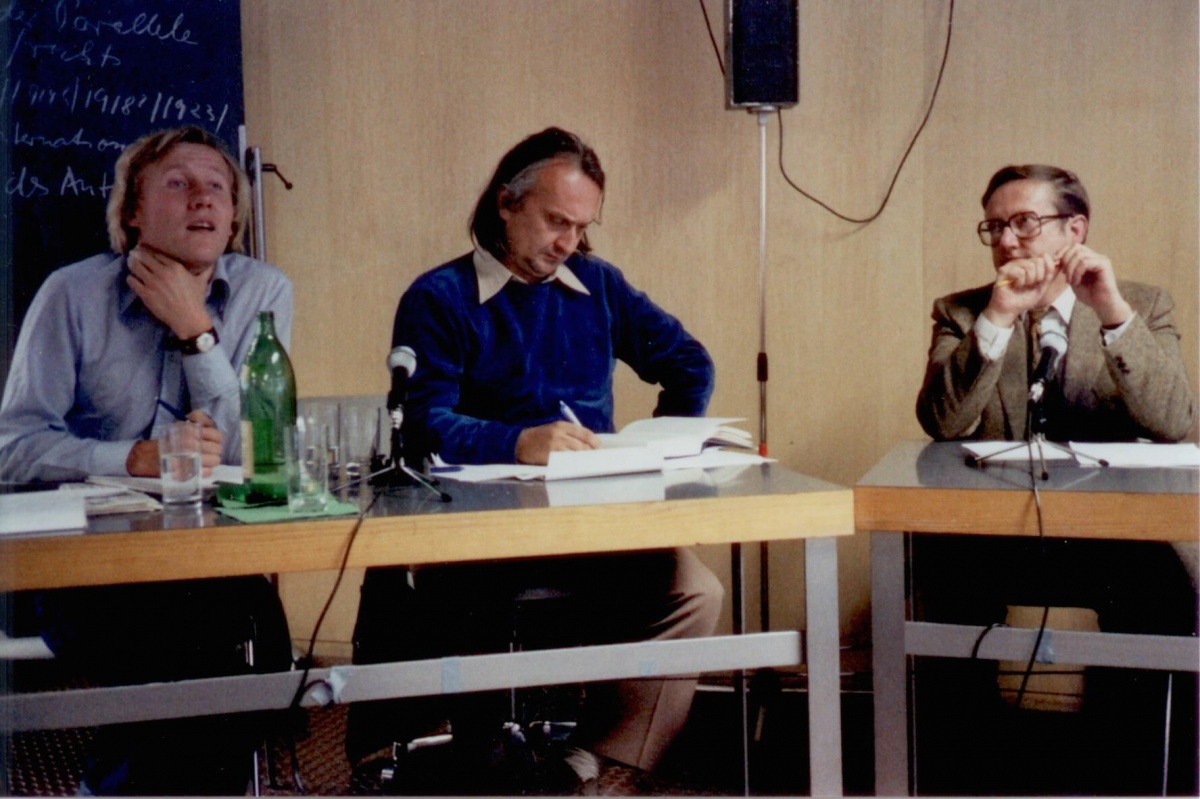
[241,0,1198,654]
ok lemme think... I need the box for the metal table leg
[805,536,843,796]
[872,531,910,796]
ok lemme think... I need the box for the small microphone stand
[365,406,451,502]
[971,380,1107,478]
[370,407,416,487]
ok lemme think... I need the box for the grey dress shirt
[0,252,292,482]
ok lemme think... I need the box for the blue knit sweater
[393,251,714,464]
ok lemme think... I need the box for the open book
[596,416,753,459]
[432,445,771,483]
[426,418,761,483]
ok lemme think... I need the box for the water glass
[286,415,329,513]
[162,501,206,529]
[159,420,202,505]
[340,404,382,481]
[302,399,342,481]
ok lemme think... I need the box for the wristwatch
[175,327,219,356]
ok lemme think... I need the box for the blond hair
[106,126,249,254]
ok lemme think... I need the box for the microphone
[374,346,415,485]
[387,345,417,412]
[1028,328,1067,404]
[376,345,449,500]
[385,346,417,465]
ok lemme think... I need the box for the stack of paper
[58,483,162,515]
[0,491,86,535]
[87,464,244,496]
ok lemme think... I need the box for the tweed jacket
[916,280,1195,443]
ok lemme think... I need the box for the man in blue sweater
[354,128,723,793]
[396,129,715,465]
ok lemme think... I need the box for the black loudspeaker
[725,0,799,109]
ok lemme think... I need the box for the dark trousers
[911,535,1198,795]
[35,576,294,796]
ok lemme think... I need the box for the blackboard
[1,0,244,387]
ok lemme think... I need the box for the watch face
[196,331,216,353]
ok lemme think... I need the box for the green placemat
[215,496,360,523]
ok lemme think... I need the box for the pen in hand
[995,249,1068,290]
[559,401,583,427]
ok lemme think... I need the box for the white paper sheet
[962,441,1200,468]
[87,463,244,495]
[0,491,86,535]
[431,445,772,484]
[545,472,668,507]
[57,483,162,515]
[432,447,663,482]
[1068,442,1200,468]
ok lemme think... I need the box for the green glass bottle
[232,311,296,503]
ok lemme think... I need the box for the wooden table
[2,463,853,796]
[857,440,1200,796]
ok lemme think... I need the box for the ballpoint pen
[559,401,583,427]
[157,398,188,421]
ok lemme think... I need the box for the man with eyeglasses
[911,164,1197,794]
[918,163,1193,441]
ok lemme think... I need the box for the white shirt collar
[1046,285,1076,323]
[473,247,590,304]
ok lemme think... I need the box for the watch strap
[170,327,219,355]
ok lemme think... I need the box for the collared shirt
[974,286,1133,362]
[0,252,292,482]
[472,246,590,303]
[394,249,714,464]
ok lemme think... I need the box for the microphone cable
[698,0,956,225]
[966,430,1054,710]
[285,489,379,719]
[699,0,724,74]
[1010,429,1053,709]
[222,485,381,792]
[777,0,954,224]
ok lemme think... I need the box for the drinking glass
[159,420,202,505]
[340,403,382,482]
[300,399,342,482]
[286,415,329,513]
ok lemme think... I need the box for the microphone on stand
[975,324,1105,475]
[375,346,451,502]
[1026,326,1069,476]
[378,346,417,484]
[1028,327,1067,406]
[387,345,417,414]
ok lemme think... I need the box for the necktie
[1029,308,1048,373]
[153,341,187,440]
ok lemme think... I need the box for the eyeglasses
[977,212,1072,246]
